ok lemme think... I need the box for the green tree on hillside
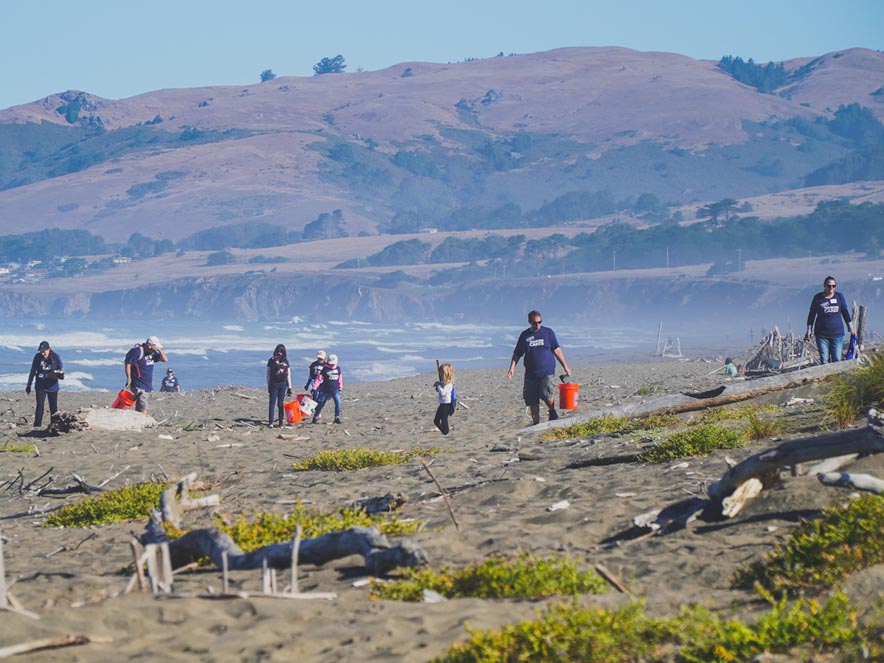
[302,209,346,240]
[260,69,276,82]
[313,55,346,75]
[697,198,739,224]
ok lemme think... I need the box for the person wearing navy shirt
[805,276,854,364]
[26,340,64,427]
[160,368,181,392]
[125,336,168,414]
[311,353,343,424]
[507,310,571,425]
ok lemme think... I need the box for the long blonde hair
[440,363,455,384]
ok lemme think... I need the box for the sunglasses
[530,319,542,325]
[825,283,836,288]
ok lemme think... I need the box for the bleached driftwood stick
[142,473,428,576]
[818,472,884,495]
[0,635,112,659]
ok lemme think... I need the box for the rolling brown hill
[1,46,882,243]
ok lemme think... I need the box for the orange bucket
[284,400,302,424]
[558,383,579,410]
[112,388,137,410]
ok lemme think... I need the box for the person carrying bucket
[266,343,292,427]
[304,350,327,420]
[124,336,168,415]
[310,354,343,424]
[507,310,571,425]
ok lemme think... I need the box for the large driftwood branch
[527,360,859,433]
[708,417,884,501]
[142,474,428,577]
[818,472,884,495]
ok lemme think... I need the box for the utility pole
[666,247,669,271]
[737,248,743,272]
[612,250,616,272]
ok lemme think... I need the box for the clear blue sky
[2,0,882,110]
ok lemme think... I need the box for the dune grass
[372,552,606,601]
[292,446,441,471]
[45,482,170,527]
[823,350,884,428]
[637,425,746,463]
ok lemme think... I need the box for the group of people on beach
[265,345,343,427]
[24,335,176,426]
[23,275,856,430]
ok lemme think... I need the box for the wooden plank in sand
[524,359,860,433]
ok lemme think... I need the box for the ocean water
[0,318,659,393]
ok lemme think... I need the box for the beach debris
[48,409,157,434]
[784,397,814,407]
[594,563,630,595]
[720,478,764,518]
[614,492,636,498]
[158,434,175,440]
[206,434,220,442]
[547,500,570,512]
[231,392,258,400]
[518,452,543,461]
[421,589,448,603]
[352,492,408,514]
[420,460,459,531]
[0,634,113,658]
[0,526,39,620]
[136,473,428,583]
[668,462,689,471]
[817,471,884,495]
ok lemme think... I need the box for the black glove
[26,387,31,395]
[286,388,293,397]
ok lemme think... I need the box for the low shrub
[823,350,884,428]
[743,407,783,440]
[292,447,441,471]
[734,494,884,593]
[545,413,678,440]
[45,482,169,527]
[637,425,746,463]
[217,504,420,550]
[371,552,606,601]
[0,443,35,453]
[432,592,867,663]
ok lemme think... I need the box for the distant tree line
[337,200,883,282]
[718,55,789,93]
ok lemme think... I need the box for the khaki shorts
[523,374,556,406]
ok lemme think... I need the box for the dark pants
[433,403,450,435]
[268,383,287,426]
[35,390,58,427]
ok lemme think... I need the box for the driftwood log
[707,408,884,503]
[614,409,884,542]
[527,359,859,433]
[141,474,428,576]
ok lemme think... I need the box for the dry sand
[1,358,881,662]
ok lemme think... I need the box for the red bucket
[112,388,137,410]
[284,400,302,424]
[558,383,579,410]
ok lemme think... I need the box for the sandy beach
[1,357,881,662]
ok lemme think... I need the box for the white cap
[328,354,338,365]
[146,336,163,349]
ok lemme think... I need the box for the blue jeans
[314,391,341,419]
[268,383,287,425]
[817,336,844,364]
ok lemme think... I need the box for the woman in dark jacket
[266,343,292,427]
[26,340,64,427]
[805,276,854,364]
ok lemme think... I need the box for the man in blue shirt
[125,336,168,414]
[507,310,571,425]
